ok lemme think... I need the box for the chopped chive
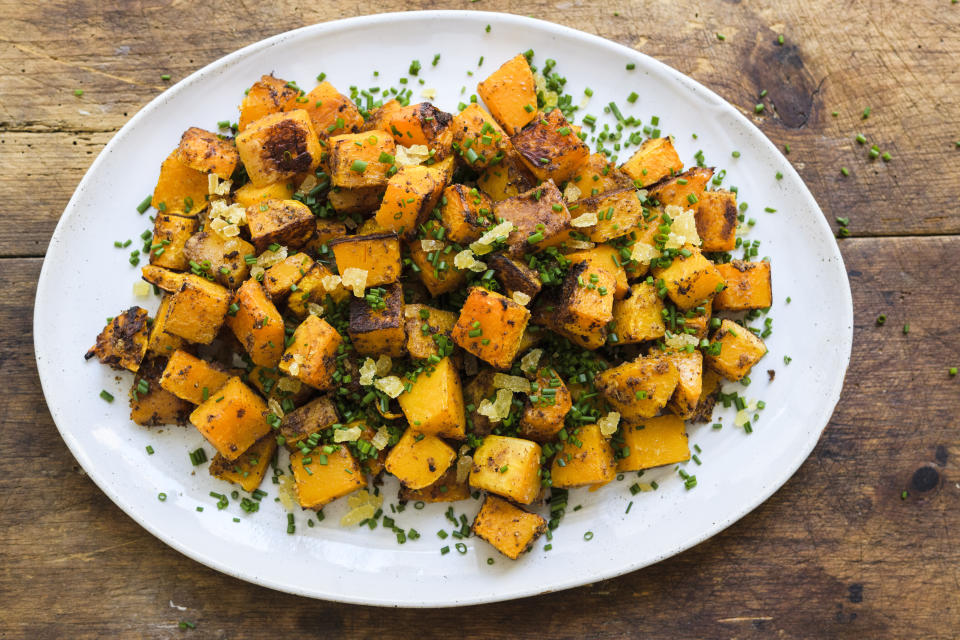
[862,107,871,119]
[716,33,726,41]
[755,104,765,114]
[840,166,850,176]
[855,133,867,144]
[777,34,785,45]
[99,390,114,402]
[161,74,171,81]
[136,194,153,214]
[626,62,636,70]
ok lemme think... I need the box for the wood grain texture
[2,1,959,637]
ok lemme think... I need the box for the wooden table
[2,2,958,637]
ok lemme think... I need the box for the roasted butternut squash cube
[469,435,542,504]
[226,279,285,367]
[309,218,348,248]
[452,287,530,369]
[463,369,498,437]
[149,213,197,270]
[329,232,402,287]
[374,165,445,238]
[472,495,547,560]
[574,187,646,243]
[245,365,312,407]
[233,180,296,209]
[620,137,683,187]
[386,102,454,158]
[554,261,616,349]
[477,53,538,134]
[407,222,467,296]
[290,445,366,509]
[384,428,456,490]
[679,300,712,339]
[399,467,471,503]
[141,264,188,292]
[695,190,738,252]
[440,184,494,243]
[163,276,231,344]
[302,80,364,136]
[328,130,397,189]
[279,314,343,390]
[594,355,680,420]
[146,296,185,356]
[564,245,628,299]
[85,306,150,372]
[190,377,270,460]
[486,253,542,299]
[245,199,315,253]
[713,260,772,310]
[477,144,538,202]
[176,127,239,179]
[348,282,406,357]
[327,185,386,215]
[236,110,323,187]
[152,150,210,215]
[704,319,767,381]
[238,74,300,132]
[208,434,277,492]
[286,263,350,317]
[159,349,231,404]
[648,166,713,209]
[616,414,690,472]
[568,152,633,197]
[183,231,254,288]
[519,368,572,442]
[361,99,404,132]
[511,108,590,184]
[550,423,617,488]
[129,356,192,426]
[690,368,722,423]
[452,102,508,167]
[652,245,725,311]
[493,180,571,258]
[262,252,313,301]
[611,282,666,344]
[404,304,457,360]
[664,350,703,419]
[397,357,466,439]
[278,395,339,450]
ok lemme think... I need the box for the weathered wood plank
[2,234,957,637]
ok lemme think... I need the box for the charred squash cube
[620,137,683,187]
[385,102,454,158]
[518,368,572,442]
[226,279,285,367]
[208,434,278,492]
[695,190,738,252]
[302,80,365,136]
[463,369,498,437]
[399,467,471,503]
[374,165,445,238]
[476,53,539,134]
[183,231,255,289]
[329,232,402,287]
[279,314,343,390]
[141,265,188,293]
[238,74,300,132]
[189,377,270,460]
[176,127,239,179]
[493,180,571,258]
[704,318,767,381]
[361,99,404,133]
[233,180,296,209]
[279,395,339,450]
[86,307,150,372]
[568,152,633,197]
[159,349,231,404]
[129,356,193,427]
[511,108,589,184]
[327,185,386,215]
[713,260,772,311]
[451,287,530,369]
[328,130,397,189]
[146,295,185,356]
[149,213,198,271]
[263,252,314,302]
[397,356,466,439]
[162,275,231,344]
[439,184,494,244]
[574,187,646,243]
[246,199,315,253]
[616,414,690,472]
[477,144,538,202]
[564,246,628,299]
[291,444,366,509]
[384,428,456,490]
[648,166,713,209]
[652,245,726,310]
[611,282,666,344]
[554,261,617,350]
[550,423,617,489]
[348,282,406,357]
[594,355,680,420]
[469,435,542,504]
[452,102,508,167]
[486,253,542,300]
[286,262,350,318]
[472,495,547,560]
[404,304,457,360]
[658,349,704,419]
[235,110,324,187]
[407,220,468,296]
[152,150,209,215]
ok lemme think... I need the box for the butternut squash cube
[477,53,538,134]
[163,276,231,344]
[648,166,713,209]
[238,74,300,132]
[226,279,285,367]
[564,245,628,299]
[439,184,494,243]
[704,319,767,381]
[286,263,350,317]
[236,110,324,187]
[594,355,679,420]
[279,395,339,450]
[85,306,150,372]
[493,180,571,258]
[568,152,633,197]
[302,80,364,136]
[611,282,666,344]
[159,349,231,404]
[575,187,646,243]
[385,102,454,157]
[152,150,210,215]
[519,368,572,442]
[680,300,713,339]
[328,185,386,215]
[129,356,192,426]
[695,190,738,252]
[469,435,542,504]
[554,261,616,349]
[472,495,547,560]
[245,365,312,407]
[279,314,343,390]
[397,357,466,439]
[713,260,772,310]
[141,264,188,292]
[374,165,445,238]
[233,180,296,209]
[176,127,239,179]
[620,137,683,187]
[348,282,406,357]
[290,445,366,509]
[451,287,530,369]
[550,423,617,488]
[384,428,456,490]
[407,221,467,296]
[452,102,508,168]
[208,434,277,492]
[263,252,313,301]
[329,232,402,286]
[404,304,457,360]
[183,231,255,289]
[246,199,315,253]
[146,296,185,356]
[511,108,590,184]
[664,349,703,419]
[616,414,690,472]
[486,253,542,299]
[148,213,198,271]
[477,144,538,202]
[652,245,726,311]
[399,467,471,503]
[328,130,397,189]
[190,377,270,460]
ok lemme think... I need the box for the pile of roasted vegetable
[86,52,771,560]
